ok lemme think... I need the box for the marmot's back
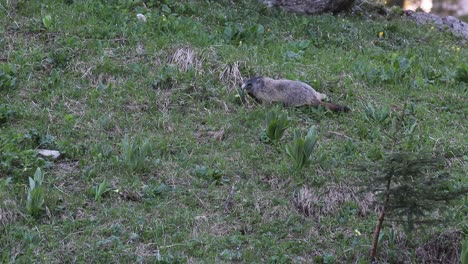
[241,77,349,112]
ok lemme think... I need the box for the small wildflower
[239,40,242,46]
[354,229,361,236]
[267,28,271,32]
[378,31,384,38]
[430,26,435,30]
[456,47,460,52]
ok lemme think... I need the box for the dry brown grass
[293,183,375,219]
[416,230,462,264]
[219,61,245,90]
[0,199,21,227]
[169,46,203,73]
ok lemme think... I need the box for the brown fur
[241,77,350,113]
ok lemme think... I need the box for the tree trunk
[370,176,392,262]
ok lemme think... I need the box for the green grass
[1,0,467,262]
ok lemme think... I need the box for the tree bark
[370,176,392,262]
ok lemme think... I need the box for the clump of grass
[143,183,172,198]
[169,46,202,72]
[364,104,390,124]
[0,104,16,125]
[293,186,313,217]
[89,179,112,202]
[26,168,45,218]
[0,63,17,90]
[194,165,225,185]
[416,230,463,264]
[455,63,468,83]
[219,61,244,89]
[285,126,318,170]
[293,184,374,218]
[119,135,152,173]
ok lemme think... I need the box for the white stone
[37,149,60,159]
[136,14,147,23]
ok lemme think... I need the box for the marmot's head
[241,77,264,94]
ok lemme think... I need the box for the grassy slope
[1,0,467,263]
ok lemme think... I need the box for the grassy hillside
[1,0,467,263]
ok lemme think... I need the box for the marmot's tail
[319,102,351,112]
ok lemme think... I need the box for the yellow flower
[267,28,271,32]
[456,47,460,52]
[354,229,361,236]
[378,31,384,38]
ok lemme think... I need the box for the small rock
[136,14,147,23]
[37,149,60,159]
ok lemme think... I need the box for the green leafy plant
[0,177,12,192]
[364,104,390,124]
[0,104,16,125]
[263,109,290,143]
[120,135,152,172]
[285,126,318,170]
[26,168,45,218]
[223,22,265,44]
[462,239,468,264]
[0,63,17,90]
[143,183,172,198]
[455,63,468,83]
[42,14,53,30]
[90,179,112,202]
[194,165,225,185]
[152,64,178,89]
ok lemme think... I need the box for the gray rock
[404,10,468,40]
[37,149,60,159]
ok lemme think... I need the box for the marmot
[241,77,350,112]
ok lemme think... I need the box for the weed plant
[286,126,318,170]
[119,135,152,173]
[26,168,45,218]
[90,179,112,202]
[264,108,291,143]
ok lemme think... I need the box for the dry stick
[224,179,238,214]
[370,175,392,262]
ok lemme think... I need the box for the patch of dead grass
[169,46,203,73]
[0,199,22,227]
[293,183,375,219]
[219,61,245,90]
[416,230,462,264]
